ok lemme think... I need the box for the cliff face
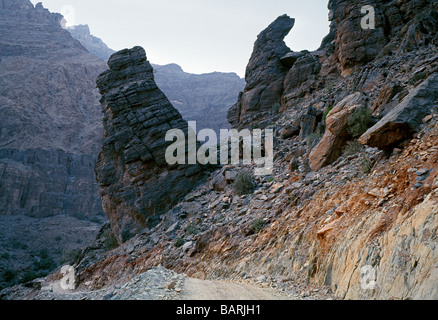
[0,0,106,218]
[95,47,208,244]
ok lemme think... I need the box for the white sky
[30,0,330,77]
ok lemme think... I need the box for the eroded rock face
[95,47,207,244]
[328,0,438,76]
[227,15,295,129]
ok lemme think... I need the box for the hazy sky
[30,0,330,77]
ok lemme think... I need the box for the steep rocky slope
[2,0,438,300]
[0,0,106,218]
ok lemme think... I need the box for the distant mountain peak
[67,24,115,61]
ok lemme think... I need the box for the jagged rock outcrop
[67,24,115,61]
[227,15,295,129]
[0,0,106,218]
[95,46,208,244]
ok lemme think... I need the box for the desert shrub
[103,230,119,250]
[343,140,363,156]
[174,238,184,248]
[62,249,82,265]
[251,219,266,235]
[361,156,373,174]
[249,122,260,131]
[306,132,322,148]
[34,249,57,271]
[9,238,28,250]
[232,171,255,195]
[1,269,18,283]
[271,103,281,115]
[408,72,427,85]
[21,271,41,284]
[185,223,198,236]
[347,107,373,138]
[265,176,275,183]
[1,253,10,260]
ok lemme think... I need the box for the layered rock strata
[95,47,207,244]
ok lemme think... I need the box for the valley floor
[0,266,334,300]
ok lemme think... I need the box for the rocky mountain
[0,0,106,218]
[2,0,438,301]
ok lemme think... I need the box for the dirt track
[179,278,295,300]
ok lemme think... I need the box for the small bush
[408,72,427,85]
[185,223,198,236]
[265,176,275,183]
[271,103,281,115]
[249,122,260,131]
[104,231,119,250]
[1,253,10,260]
[21,271,40,284]
[343,140,363,157]
[62,249,82,265]
[174,238,184,248]
[232,171,255,195]
[347,107,373,138]
[306,132,322,148]
[361,156,373,174]
[34,249,57,271]
[251,219,266,235]
[2,269,18,283]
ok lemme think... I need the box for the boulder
[309,93,366,171]
[359,73,438,149]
